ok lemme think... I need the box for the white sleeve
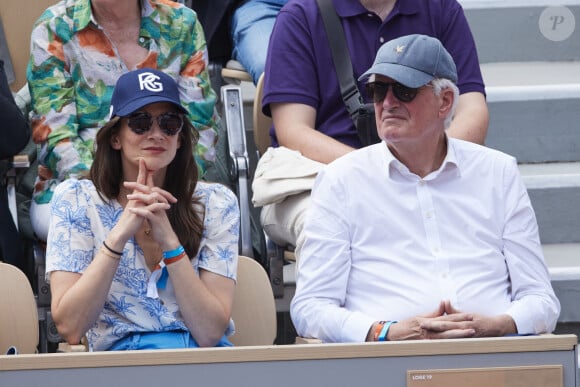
[291,170,375,342]
[501,158,561,333]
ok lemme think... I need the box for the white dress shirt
[290,139,560,343]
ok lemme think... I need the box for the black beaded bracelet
[103,241,123,256]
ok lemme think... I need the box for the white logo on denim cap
[138,72,163,92]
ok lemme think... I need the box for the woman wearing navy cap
[45,68,239,351]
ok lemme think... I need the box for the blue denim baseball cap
[359,34,458,88]
[109,68,187,117]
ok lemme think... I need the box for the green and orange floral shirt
[27,0,218,204]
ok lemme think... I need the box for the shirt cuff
[341,311,376,342]
[505,301,551,335]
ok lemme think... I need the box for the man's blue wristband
[162,245,185,259]
[378,320,397,341]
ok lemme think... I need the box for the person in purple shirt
[252,0,489,260]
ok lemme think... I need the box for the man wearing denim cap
[359,34,458,87]
[291,34,560,343]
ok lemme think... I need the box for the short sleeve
[45,179,97,276]
[195,182,240,280]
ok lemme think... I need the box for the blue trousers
[108,331,232,351]
[231,0,288,84]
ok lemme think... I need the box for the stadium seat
[229,255,277,346]
[0,262,39,354]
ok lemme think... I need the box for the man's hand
[389,301,476,340]
[423,300,518,338]
[370,300,518,342]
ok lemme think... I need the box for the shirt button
[379,37,385,43]
[139,37,145,43]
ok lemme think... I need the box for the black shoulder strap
[316,0,364,118]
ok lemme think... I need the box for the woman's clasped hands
[118,158,178,247]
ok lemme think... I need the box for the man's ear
[439,87,454,117]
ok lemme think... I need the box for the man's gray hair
[431,78,459,129]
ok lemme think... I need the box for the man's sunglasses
[365,81,421,103]
[126,111,184,136]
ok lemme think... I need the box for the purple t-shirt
[262,0,485,148]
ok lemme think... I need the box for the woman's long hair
[90,116,204,258]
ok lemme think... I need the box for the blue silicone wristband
[162,245,185,259]
[378,320,397,341]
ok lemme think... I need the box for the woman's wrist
[101,241,122,261]
[160,237,181,253]
[162,244,186,265]
[106,226,129,253]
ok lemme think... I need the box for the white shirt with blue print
[46,179,239,351]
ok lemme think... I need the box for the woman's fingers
[136,158,148,186]
[124,159,176,214]
[125,187,177,204]
[146,166,155,188]
[128,203,171,217]
[151,187,177,203]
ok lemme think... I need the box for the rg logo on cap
[138,72,163,93]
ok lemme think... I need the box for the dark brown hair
[90,115,204,258]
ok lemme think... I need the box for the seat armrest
[11,154,30,168]
[57,336,88,352]
[220,85,253,258]
[295,337,323,344]
[57,342,88,352]
[222,60,252,85]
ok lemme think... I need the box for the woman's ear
[110,134,122,150]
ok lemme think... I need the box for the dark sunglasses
[126,111,184,136]
[365,81,421,103]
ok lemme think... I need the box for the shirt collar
[439,138,461,179]
[72,0,154,34]
[71,0,93,32]
[381,137,461,180]
[335,0,420,18]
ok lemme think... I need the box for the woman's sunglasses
[126,111,184,136]
[365,81,421,103]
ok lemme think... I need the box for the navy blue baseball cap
[359,34,458,88]
[109,68,187,117]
